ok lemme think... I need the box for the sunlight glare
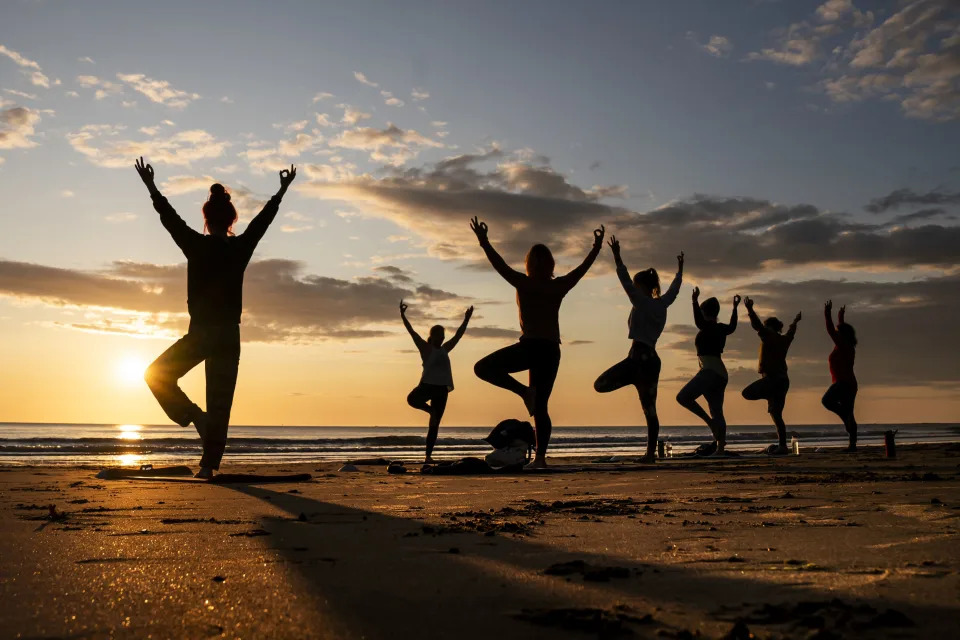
[116,356,148,387]
[116,424,143,441]
[117,453,141,467]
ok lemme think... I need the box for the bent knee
[143,363,164,389]
[473,360,490,380]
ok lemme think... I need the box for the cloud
[341,105,372,125]
[300,148,628,264]
[5,89,37,100]
[865,188,960,213]
[749,0,959,121]
[689,32,733,58]
[353,71,379,87]
[466,326,522,340]
[104,212,138,223]
[0,106,41,150]
[313,92,334,102]
[0,44,42,70]
[411,89,430,101]
[116,73,200,108]
[67,125,228,168]
[0,258,472,343]
[75,75,124,99]
[315,113,334,127]
[381,90,405,107]
[78,56,95,64]
[239,131,322,173]
[328,123,444,165]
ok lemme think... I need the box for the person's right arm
[609,235,643,306]
[744,297,764,334]
[470,217,526,288]
[725,295,741,334]
[557,225,605,292]
[399,301,426,350]
[691,286,705,329]
[135,156,200,256]
[659,252,685,307]
[242,165,296,248]
[824,300,840,345]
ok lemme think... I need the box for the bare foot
[194,467,214,479]
[525,457,548,470]
[424,456,435,464]
[638,453,656,464]
[523,386,537,417]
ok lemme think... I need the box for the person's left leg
[406,385,432,413]
[528,342,561,467]
[636,351,662,462]
[704,374,728,452]
[769,376,790,449]
[425,387,448,462]
[200,327,241,474]
[842,385,859,450]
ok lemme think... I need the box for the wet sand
[2,444,958,639]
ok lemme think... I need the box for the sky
[1,0,958,427]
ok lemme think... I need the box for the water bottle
[791,435,799,456]
[665,442,673,458]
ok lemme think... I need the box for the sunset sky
[1,0,958,427]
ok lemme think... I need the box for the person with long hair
[400,300,473,463]
[594,236,683,463]
[676,288,740,456]
[135,157,296,478]
[822,300,859,451]
[470,216,604,468]
[741,297,801,455]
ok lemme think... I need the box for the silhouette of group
[134,158,860,477]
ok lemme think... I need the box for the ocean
[0,422,957,467]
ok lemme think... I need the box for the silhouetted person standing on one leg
[676,288,740,456]
[822,300,859,451]
[136,157,296,479]
[594,236,683,463]
[401,301,473,463]
[741,297,801,455]
[471,216,604,469]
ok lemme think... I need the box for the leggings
[742,374,790,414]
[594,342,661,453]
[822,381,858,440]
[676,367,728,441]
[145,324,240,470]
[474,338,561,455]
[407,383,449,457]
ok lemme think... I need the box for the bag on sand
[483,419,535,468]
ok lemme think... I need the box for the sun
[116,356,148,386]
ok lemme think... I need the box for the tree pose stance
[594,236,683,463]
[676,288,740,455]
[741,297,801,455]
[822,300,859,451]
[471,217,604,468]
[401,301,473,463]
[136,157,296,478]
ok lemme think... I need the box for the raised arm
[242,165,296,247]
[824,300,839,344]
[399,300,426,349]
[785,311,801,341]
[726,295,741,334]
[660,251,684,306]
[443,306,474,352]
[470,217,526,288]
[744,296,764,333]
[557,225,605,291]
[692,286,705,329]
[609,235,643,306]
[135,156,200,256]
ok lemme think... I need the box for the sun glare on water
[116,356,148,386]
[116,424,143,441]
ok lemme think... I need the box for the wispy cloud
[353,71,379,87]
[116,73,200,109]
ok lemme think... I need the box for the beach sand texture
[2,444,958,639]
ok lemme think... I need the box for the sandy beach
[2,444,958,639]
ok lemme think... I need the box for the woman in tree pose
[471,216,604,468]
[741,297,801,455]
[400,301,473,463]
[676,288,740,456]
[822,300,859,451]
[594,236,683,463]
[136,157,296,478]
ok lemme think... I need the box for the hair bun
[209,183,231,202]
